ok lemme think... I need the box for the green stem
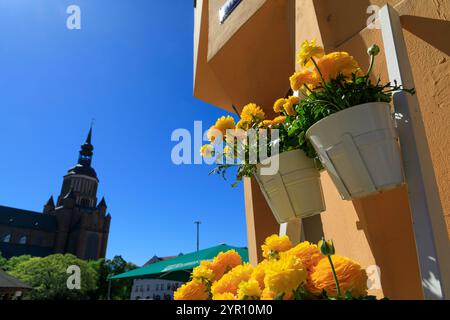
[303,84,314,95]
[365,54,375,83]
[327,256,342,298]
[311,57,326,85]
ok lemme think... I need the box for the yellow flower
[211,264,254,297]
[260,288,294,300]
[192,262,215,283]
[207,126,220,143]
[264,254,307,295]
[316,52,360,81]
[282,241,323,272]
[289,70,318,91]
[236,119,249,130]
[210,250,243,280]
[309,255,368,298]
[273,98,287,113]
[259,120,273,128]
[200,144,213,158]
[251,260,267,290]
[262,234,293,259]
[259,116,286,128]
[240,103,265,124]
[237,279,262,300]
[283,96,299,116]
[174,279,209,300]
[271,116,286,126]
[297,39,325,68]
[260,288,275,300]
[212,292,236,300]
[215,116,236,135]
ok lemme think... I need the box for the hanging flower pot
[306,102,404,200]
[285,41,414,200]
[255,149,326,223]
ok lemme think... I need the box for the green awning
[110,244,248,282]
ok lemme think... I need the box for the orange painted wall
[194,0,450,299]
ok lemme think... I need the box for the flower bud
[368,44,380,56]
[318,238,335,256]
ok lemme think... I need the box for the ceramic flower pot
[255,149,326,224]
[306,102,404,200]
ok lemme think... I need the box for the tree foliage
[9,254,97,300]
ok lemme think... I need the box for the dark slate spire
[43,195,55,214]
[97,197,107,208]
[45,196,55,207]
[78,126,94,167]
[86,126,92,144]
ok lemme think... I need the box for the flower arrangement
[174,235,374,300]
[201,39,414,185]
[287,39,414,157]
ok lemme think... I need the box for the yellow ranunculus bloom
[214,116,236,135]
[237,279,262,300]
[174,279,209,300]
[192,262,215,282]
[200,144,214,158]
[309,255,368,298]
[289,70,318,91]
[251,260,267,290]
[264,254,307,295]
[207,125,220,143]
[260,288,275,300]
[316,52,360,81]
[240,103,265,124]
[271,116,286,126]
[212,292,236,300]
[262,234,293,259]
[297,39,325,68]
[260,288,294,300]
[273,98,287,113]
[283,96,299,117]
[282,241,323,272]
[210,250,243,280]
[211,263,254,297]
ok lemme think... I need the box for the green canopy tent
[110,244,248,283]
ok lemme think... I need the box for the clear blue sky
[0,0,247,266]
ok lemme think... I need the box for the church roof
[0,205,57,232]
[66,127,98,180]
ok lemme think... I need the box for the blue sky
[0,0,247,265]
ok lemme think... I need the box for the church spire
[78,126,94,167]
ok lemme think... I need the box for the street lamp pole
[194,221,201,253]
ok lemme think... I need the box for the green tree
[10,254,98,300]
[88,255,137,300]
[4,254,32,272]
[0,251,7,269]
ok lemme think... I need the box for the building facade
[193,0,450,299]
[130,255,184,300]
[0,128,111,260]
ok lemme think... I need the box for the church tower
[49,127,111,260]
[56,127,99,209]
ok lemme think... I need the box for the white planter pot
[255,149,326,224]
[306,102,404,200]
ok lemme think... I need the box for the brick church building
[0,128,111,260]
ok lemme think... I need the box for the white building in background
[130,254,184,300]
[130,278,183,300]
